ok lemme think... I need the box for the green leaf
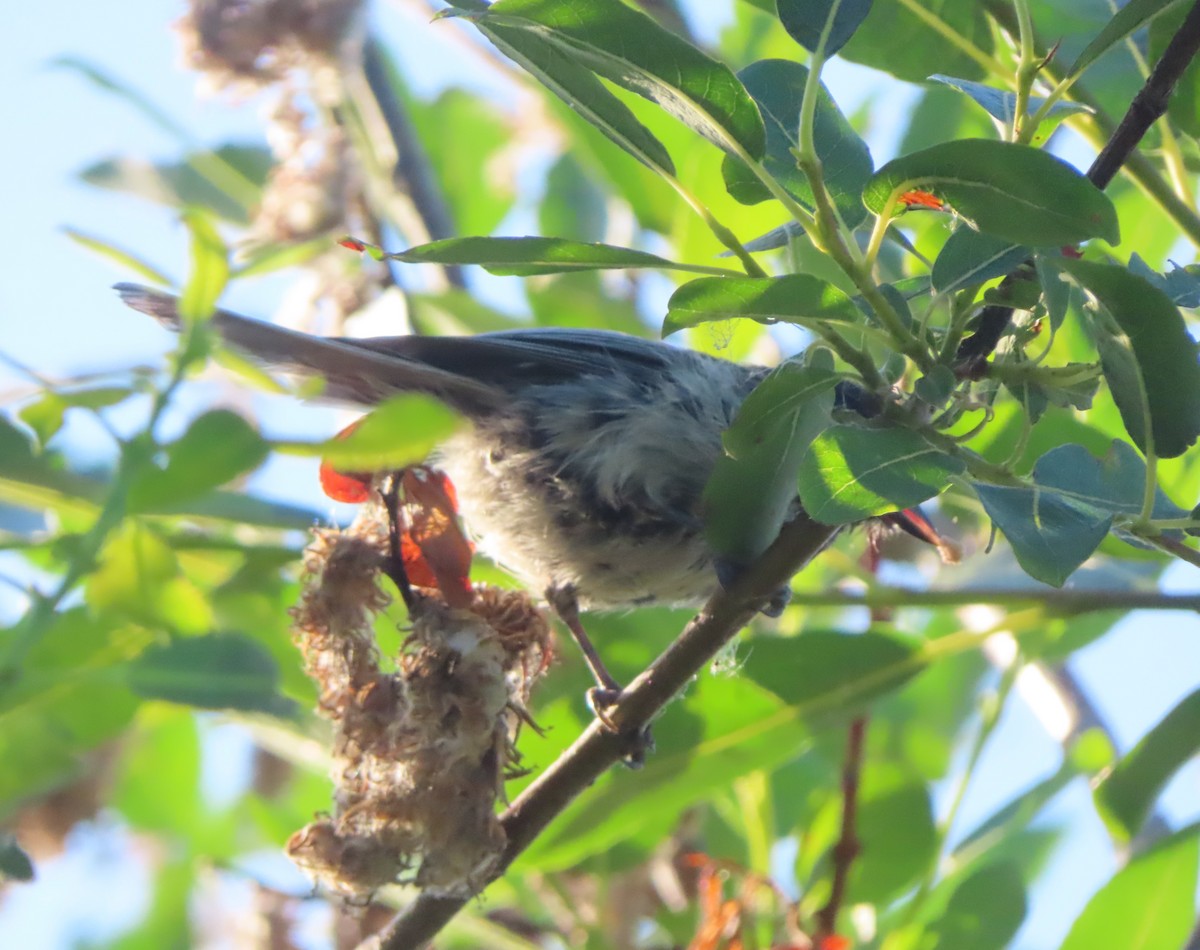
[971,486,1107,588]
[1060,825,1200,950]
[233,237,331,279]
[1095,688,1200,842]
[410,87,516,236]
[539,154,608,243]
[468,13,676,176]
[1068,0,1189,79]
[1062,258,1200,458]
[0,834,34,882]
[77,146,271,225]
[86,522,215,634]
[931,229,1029,294]
[864,140,1119,247]
[129,410,269,513]
[484,0,765,160]
[930,74,1092,130]
[125,634,295,716]
[112,708,202,834]
[741,629,923,713]
[840,0,993,82]
[0,610,144,815]
[64,229,174,285]
[797,424,964,524]
[283,394,459,470]
[1032,440,1185,521]
[702,364,837,565]
[178,208,229,324]
[848,769,937,903]
[1128,253,1200,307]
[928,863,1027,950]
[721,59,873,226]
[776,0,873,55]
[664,274,861,336]
[390,236,716,276]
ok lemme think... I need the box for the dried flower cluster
[286,485,552,900]
[178,0,363,90]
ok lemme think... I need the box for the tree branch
[785,586,1200,614]
[958,0,1200,369]
[814,715,867,942]
[360,514,841,949]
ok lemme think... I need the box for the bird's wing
[115,283,503,413]
[353,327,678,390]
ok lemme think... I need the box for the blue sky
[2,2,1198,947]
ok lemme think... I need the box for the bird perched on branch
[115,283,936,709]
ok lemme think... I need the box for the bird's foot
[587,687,655,769]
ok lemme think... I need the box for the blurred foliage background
[4,0,1200,948]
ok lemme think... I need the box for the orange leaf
[337,236,368,251]
[898,189,945,210]
[398,467,475,607]
[319,420,373,503]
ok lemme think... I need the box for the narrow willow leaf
[1068,0,1188,79]
[390,236,714,276]
[462,9,675,175]
[1063,259,1200,458]
[65,229,173,286]
[126,634,295,716]
[931,229,1029,294]
[930,75,1092,128]
[702,364,837,566]
[178,208,229,325]
[721,59,873,226]
[664,274,861,336]
[798,425,964,524]
[776,0,873,56]
[1095,688,1200,841]
[77,147,271,225]
[1060,825,1200,950]
[864,140,1119,247]
[484,0,765,159]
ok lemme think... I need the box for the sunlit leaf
[129,410,269,513]
[1060,825,1200,950]
[664,274,861,336]
[483,0,765,160]
[864,140,1119,246]
[282,394,459,471]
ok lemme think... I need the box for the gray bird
[115,283,916,705]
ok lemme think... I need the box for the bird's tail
[114,283,500,414]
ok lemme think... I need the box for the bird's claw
[587,687,655,768]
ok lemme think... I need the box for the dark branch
[361,514,841,949]
[814,715,867,941]
[361,35,466,289]
[957,0,1200,370]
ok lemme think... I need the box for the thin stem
[814,716,867,941]
[1011,0,1038,142]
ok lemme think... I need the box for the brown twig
[814,716,867,942]
[359,514,841,949]
[957,0,1200,370]
[359,35,466,289]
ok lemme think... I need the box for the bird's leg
[545,585,654,766]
